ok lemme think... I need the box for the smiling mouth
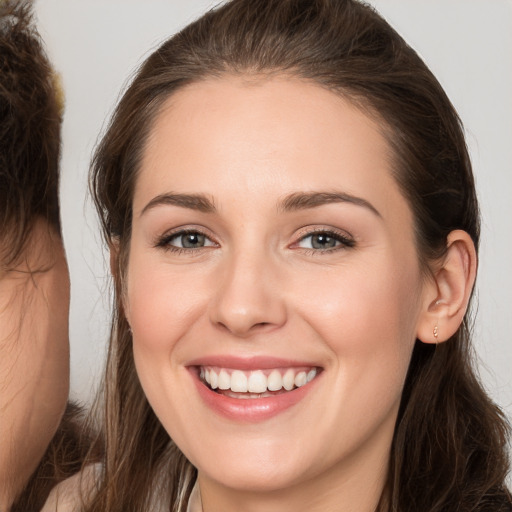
[198,366,320,399]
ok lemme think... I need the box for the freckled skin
[126,77,434,512]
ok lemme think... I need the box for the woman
[46,0,511,510]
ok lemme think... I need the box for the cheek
[126,256,205,433]
[295,255,422,389]
[288,259,422,453]
[300,258,420,333]
[126,255,207,354]
[125,251,214,423]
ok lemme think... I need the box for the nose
[209,250,287,338]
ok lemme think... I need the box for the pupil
[312,234,335,249]
[182,233,204,248]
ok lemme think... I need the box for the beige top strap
[186,482,203,512]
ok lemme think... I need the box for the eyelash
[294,228,355,255]
[154,228,218,255]
[154,228,355,255]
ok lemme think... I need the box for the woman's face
[126,77,430,497]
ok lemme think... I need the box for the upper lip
[186,355,321,371]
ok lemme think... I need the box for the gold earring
[433,324,438,339]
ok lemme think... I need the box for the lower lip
[190,370,319,422]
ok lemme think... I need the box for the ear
[416,230,477,344]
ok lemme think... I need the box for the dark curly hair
[0,0,62,267]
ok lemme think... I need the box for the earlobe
[416,230,477,344]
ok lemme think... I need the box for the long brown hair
[89,1,511,510]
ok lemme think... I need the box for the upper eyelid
[159,225,216,239]
[154,226,218,248]
[293,226,354,241]
[290,228,356,251]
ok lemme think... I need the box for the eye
[156,229,217,251]
[296,230,355,251]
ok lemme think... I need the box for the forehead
[135,76,406,222]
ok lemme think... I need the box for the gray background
[34,1,511,424]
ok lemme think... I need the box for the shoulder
[41,464,100,512]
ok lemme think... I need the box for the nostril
[214,319,275,337]
[209,288,287,336]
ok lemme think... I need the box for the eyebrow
[279,191,381,217]
[140,193,216,216]
[139,190,381,218]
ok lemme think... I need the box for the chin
[198,460,309,493]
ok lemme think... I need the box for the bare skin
[0,219,70,511]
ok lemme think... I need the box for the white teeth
[282,369,295,391]
[248,370,267,393]
[201,366,319,394]
[267,369,283,391]
[218,369,230,390]
[231,370,248,392]
[210,370,218,389]
[294,371,307,387]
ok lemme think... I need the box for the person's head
[0,0,63,266]
[89,0,509,510]
[0,1,70,508]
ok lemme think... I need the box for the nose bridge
[209,241,286,336]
